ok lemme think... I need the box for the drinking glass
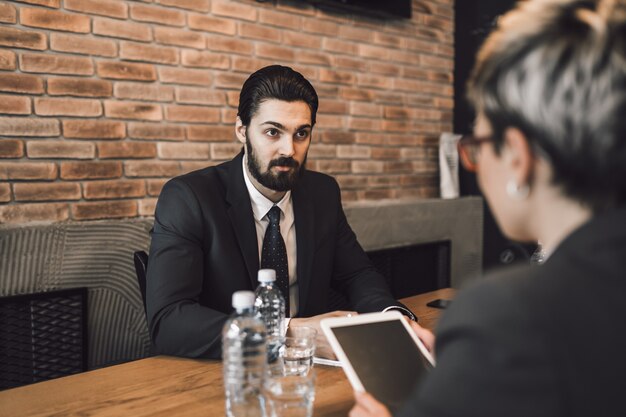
[282,326,316,376]
[264,367,316,417]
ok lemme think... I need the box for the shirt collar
[242,154,292,221]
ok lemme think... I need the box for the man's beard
[245,135,306,192]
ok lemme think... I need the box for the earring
[506,179,529,200]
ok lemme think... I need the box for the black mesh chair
[0,288,88,390]
[133,250,149,316]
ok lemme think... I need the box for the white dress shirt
[242,156,299,317]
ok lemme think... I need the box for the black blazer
[146,152,404,359]
[397,207,626,417]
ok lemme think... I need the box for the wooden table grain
[0,288,455,417]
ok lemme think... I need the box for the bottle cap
[258,269,276,283]
[232,291,255,309]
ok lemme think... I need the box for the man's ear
[235,116,246,145]
[502,127,533,186]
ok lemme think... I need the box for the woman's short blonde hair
[468,0,626,212]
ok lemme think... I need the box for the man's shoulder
[166,158,233,190]
[301,169,339,191]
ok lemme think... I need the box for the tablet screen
[331,319,432,411]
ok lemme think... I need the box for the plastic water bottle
[223,291,267,417]
[254,269,286,363]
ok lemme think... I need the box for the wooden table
[0,288,455,417]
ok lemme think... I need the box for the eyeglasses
[457,135,493,172]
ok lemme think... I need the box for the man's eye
[295,130,309,139]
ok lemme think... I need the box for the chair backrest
[133,250,148,316]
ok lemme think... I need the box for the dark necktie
[261,206,290,317]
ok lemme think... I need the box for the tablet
[321,311,435,412]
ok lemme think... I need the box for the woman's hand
[349,392,392,417]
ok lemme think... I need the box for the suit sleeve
[328,180,410,314]
[146,178,228,359]
[396,281,560,417]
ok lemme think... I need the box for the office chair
[133,250,149,316]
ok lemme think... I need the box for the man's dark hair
[468,0,626,212]
[237,65,319,127]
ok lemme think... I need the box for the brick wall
[0,0,453,224]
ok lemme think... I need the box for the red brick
[138,198,157,216]
[72,200,137,220]
[299,51,330,66]
[282,31,321,49]
[275,1,315,16]
[320,130,356,144]
[114,82,174,102]
[337,145,370,159]
[231,56,273,74]
[255,43,295,62]
[0,73,43,94]
[0,117,59,137]
[48,77,112,98]
[371,147,401,160]
[0,183,10,203]
[157,142,209,160]
[384,106,411,120]
[339,25,372,42]
[307,144,337,159]
[340,88,373,102]
[0,3,17,24]
[318,99,348,115]
[314,160,351,174]
[154,27,205,49]
[165,105,220,123]
[206,35,253,56]
[13,0,60,8]
[120,41,179,65]
[20,8,90,33]
[180,161,214,174]
[302,18,339,36]
[374,32,404,48]
[354,132,385,145]
[130,4,185,26]
[187,13,236,35]
[421,54,453,70]
[211,0,256,21]
[35,98,102,117]
[358,44,390,60]
[335,175,368,189]
[0,95,30,115]
[50,33,117,57]
[319,69,355,85]
[221,108,237,124]
[350,102,382,117]
[367,175,402,188]
[211,143,242,160]
[60,161,122,179]
[147,178,167,196]
[382,119,411,133]
[97,61,156,81]
[20,53,93,75]
[0,26,46,50]
[358,189,394,200]
[156,0,210,12]
[214,73,247,89]
[124,161,180,177]
[387,134,418,146]
[93,17,152,42]
[98,141,156,159]
[186,125,233,142]
[83,179,145,200]
[351,160,384,174]
[14,182,81,202]
[63,120,125,139]
[349,117,382,132]
[239,23,281,43]
[27,140,95,159]
[332,56,367,72]
[175,87,226,106]
[64,0,128,19]
[258,9,302,30]
[104,101,162,121]
[0,50,16,70]
[0,139,24,158]
[158,67,212,86]
[226,91,239,107]
[0,203,69,224]
[292,65,317,82]
[128,122,185,141]
[181,50,230,69]
[0,162,57,180]
[322,38,358,55]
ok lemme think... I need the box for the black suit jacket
[398,206,626,417]
[146,152,404,359]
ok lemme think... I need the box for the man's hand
[407,320,435,354]
[288,310,356,359]
[349,392,392,417]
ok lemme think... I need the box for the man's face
[236,99,312,192]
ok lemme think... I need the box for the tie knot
[267,205,281,225]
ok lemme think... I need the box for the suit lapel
[225,152,259,289]
[292,179,315,317]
